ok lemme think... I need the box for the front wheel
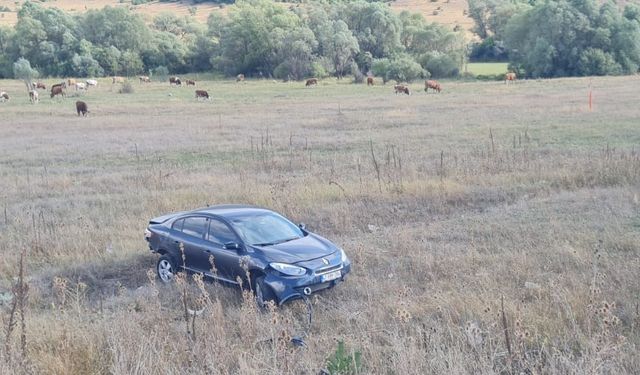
[157,255,177,283]
[254,276,277,308]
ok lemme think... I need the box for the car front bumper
[264,262,352,305]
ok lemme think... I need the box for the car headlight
[340,248,349,263]
[270,262,307,276]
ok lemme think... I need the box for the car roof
[189,204,274,218]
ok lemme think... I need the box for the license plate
[321,270,341,282]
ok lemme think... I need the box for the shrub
[326,340,362,375]
[372,55,426,83]
[419,52,460,78]
[118,81,134,94]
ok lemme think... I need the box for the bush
[118,81,134,94]
[419,52,460,78]
[152,66,169,81]
[311,60,329,79]
[326,340,362,375]
[372,55,425,83]
[351,62,364,83]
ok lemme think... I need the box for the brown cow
[0,91,9,102]
[29,90,39,104]
[394,84,410,95]
[425,80,442,93]
[305,78,318,86]
[67,78,77,88]
[186,79,196,86]
[169,76,182,86]
[112,76,125,84]
[505,72,517,84]
[139,76,151,83]
[76,101,89,116]
[236,74,245,82]
[50,86,65,98]
[367,77,374,86]
[32,82,46,90]
[195,90,210,100]
[52,82,66,90]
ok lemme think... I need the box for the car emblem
[322,258,329,265]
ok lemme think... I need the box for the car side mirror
[298,223,306,230]
[224,242,241,251]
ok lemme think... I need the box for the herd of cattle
[0,72,519,113]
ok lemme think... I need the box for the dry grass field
[0,75,639,374]
[0,0,228,27]
[391,0,474,35]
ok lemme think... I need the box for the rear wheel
[157,255,177,283]
[254,276,277,308]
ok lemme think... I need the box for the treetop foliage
[469,0,640,77]
[0,0,464,81]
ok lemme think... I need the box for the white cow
[29,90,39,104]
[86,79,98,87]
[76,82,87,91]
[0,91,8,102]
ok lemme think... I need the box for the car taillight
[144,228,152,239]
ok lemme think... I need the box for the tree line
[0,0,464,82]
[468,0,640,77]
[1,0,639,80]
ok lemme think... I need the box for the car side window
[181,217,208,239]
[172,219,184,231]
[208,219,238,246]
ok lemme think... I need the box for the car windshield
[229,212,304,246]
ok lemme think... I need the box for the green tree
[324,20,359,78]
[13,57,38,90]
[372,54,425,83]
[338,1,402,58]
[504,0,640,77]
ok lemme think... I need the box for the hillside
[0,0,475,34]
[0,0,228,26]
[391,0,474,36]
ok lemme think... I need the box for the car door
[202,218,243,282]
[170,216,209,271]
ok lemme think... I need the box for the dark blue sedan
[144,205,351,305]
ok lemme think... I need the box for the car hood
[250,233,337,264]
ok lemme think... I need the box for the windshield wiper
[253,237,300,247]
[253,242,276,247]
[273,236,301,244]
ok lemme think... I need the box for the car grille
[315,263,343,275]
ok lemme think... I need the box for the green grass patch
[466,62,509,76]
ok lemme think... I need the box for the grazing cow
[138,76,151,83]
[50,85,65,98]
[424,80,442,93]
[76,101,89,116]
[67,78,77,88]
[505,72,517,84]
[76,82,87,91]
[236,74,245,82]
[186,79,196,86]
[29,90,39,104]
[86,79,98,87]
[394,84,410,95]
[0,91,9,102]
[112,76,125,84]
[305,78,318,86]
[52,82,66,90]
[195,90,210,100]
[367,77,374,86]
[35,82,46,90]
[169,76,182,86]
